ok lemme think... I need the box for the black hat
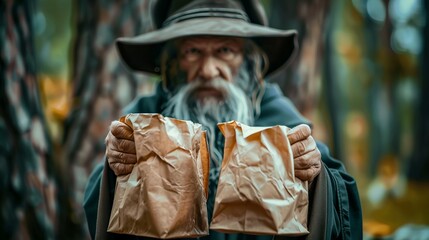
[116,0,298,76]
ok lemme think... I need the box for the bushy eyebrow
[215,39,244,49]
[178,37,244,49]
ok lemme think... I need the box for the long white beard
[162,77,254,170]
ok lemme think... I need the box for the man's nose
[199,56,220,80]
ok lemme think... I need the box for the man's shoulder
[122,84,165,114]
[256,82,311,128]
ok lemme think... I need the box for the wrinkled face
[177,36,244,100]
[163,36,258,178]
[162,36,248,182]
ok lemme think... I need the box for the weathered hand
[287,124,321,182]
[105,120,137,176]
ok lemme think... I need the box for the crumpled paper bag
[210,121,309,236]
[107,113,210,238]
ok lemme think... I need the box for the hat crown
[152,0,268,29]
[163,9,250,27]
[163,0,249,27]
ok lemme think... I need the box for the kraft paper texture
[107,113,209,239]
[210,121,309,236]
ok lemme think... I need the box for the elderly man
[83,0,362,239]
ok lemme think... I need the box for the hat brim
[116,18,298,76]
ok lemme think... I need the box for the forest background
[1,0,428,239]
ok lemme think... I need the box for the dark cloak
[83,83,362,240]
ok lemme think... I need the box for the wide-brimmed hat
[116,0,298,77]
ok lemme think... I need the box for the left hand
[105,120,137,176]
[287,124,321,182]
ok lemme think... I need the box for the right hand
[105,120,136,176]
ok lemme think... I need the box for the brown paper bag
[107,113,210,238]
[210,121,309,236]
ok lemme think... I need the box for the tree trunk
[0,1,82,239]
[268,0,329,118]
[409,0,429,180]
[63,0,154,217]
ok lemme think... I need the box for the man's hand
[287,124,321,182]
[105,120,137,176]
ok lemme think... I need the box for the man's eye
[182,48,201,61]
[217,47,236,60]
[186,48,199,54]
[219,47,232,54]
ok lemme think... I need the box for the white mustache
[164,77,252,123]
[190,77,232,98]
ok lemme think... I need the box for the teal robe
[83,83,362,239]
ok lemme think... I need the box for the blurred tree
[321,2,341,159]
[266,0,335,155]
[267,0,329,116]
[327,0,429,233]
[361,0,423,183]
[363,0,399,178]
[0,0,83,239]
[63,0,154,218]
[410,0,429,180]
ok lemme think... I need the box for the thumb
[110,120,134,141]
